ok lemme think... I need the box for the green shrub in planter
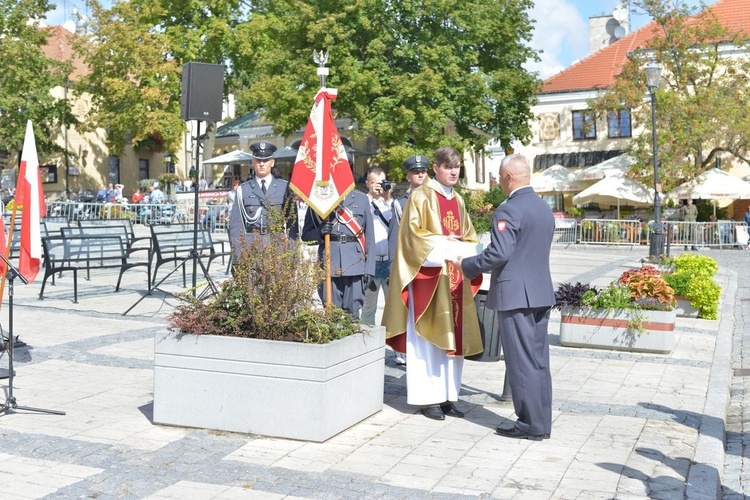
[662,254,720,319]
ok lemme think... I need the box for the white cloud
[526,0,590,79]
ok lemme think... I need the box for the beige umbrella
[669,168,750,200]
[531,165,583,193]
[572,173,653,219]
[202,150,254,164]
[574,154,634,181]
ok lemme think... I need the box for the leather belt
[329,234,357,243]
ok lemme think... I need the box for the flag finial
[313,49,329,88]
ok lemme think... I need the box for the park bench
[77,218,151,257]
[39,232,150,303]
[149,225,231,287]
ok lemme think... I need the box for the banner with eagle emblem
[289,88,354,219]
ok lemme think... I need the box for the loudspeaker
[181,62,224,122]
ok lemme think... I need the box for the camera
[380,180,393,191]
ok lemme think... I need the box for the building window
[572,110,596,140]
[608,110,632,138]
[138,159,149,181]
[108,156,120,185]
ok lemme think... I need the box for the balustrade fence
[46,201,231,234]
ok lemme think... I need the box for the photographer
[361,166,395,325]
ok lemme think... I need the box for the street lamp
[645,59,664,258]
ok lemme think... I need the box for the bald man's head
[499,154,531,195]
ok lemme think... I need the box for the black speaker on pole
[181,62,225,122]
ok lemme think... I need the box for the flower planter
[675,296,700,318]
[153,326,386,442]
[559,307,677,354]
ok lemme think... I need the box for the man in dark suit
[456,154,555,441]
[229,141,299,256]
[301,154,375,319]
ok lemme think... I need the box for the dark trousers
[497,307,553,435]
[318,275,365,319]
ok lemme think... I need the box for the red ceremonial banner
[290,89,354,219]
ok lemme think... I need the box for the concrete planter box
[675,296,700,318]
[560,306,677,354]
[153,326,386,442]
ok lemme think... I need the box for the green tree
[0,0,74,155]
[231,0,539,171]
[78,0,249,154]
[592,0,750,191]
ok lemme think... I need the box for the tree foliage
[592,0,750,190]
[232,0,540,170]
[78,0,539,169]
[0,0,74,155]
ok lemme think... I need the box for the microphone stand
[0,253,65,416]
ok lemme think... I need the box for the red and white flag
[290,88,354,219]
[16,120,45,283]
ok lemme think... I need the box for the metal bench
[39,233,149,303]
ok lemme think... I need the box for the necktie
[261,180,267,194]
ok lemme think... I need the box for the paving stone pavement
[0,238,745,499]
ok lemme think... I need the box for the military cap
[403,155,430,172]
[249,141,277,160]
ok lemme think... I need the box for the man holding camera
[361,166,395,325]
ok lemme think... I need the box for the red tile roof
[40,25,89,80]
[541,0,750,94]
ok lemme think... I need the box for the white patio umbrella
[202,150,254,164]
[574,154,635,181]
[669,168,750,216]
[531,164,583,193]
[572,173,653,219]
[669,168,750,200]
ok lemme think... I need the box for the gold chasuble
[383,178,483,356]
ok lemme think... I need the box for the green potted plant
[554,266,677,353]
[152,209,386,442]
[662,253,720,319]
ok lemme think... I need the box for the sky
[45,0,712,80]
[527,0,712,79]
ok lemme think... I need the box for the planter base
[560,307,676,354]
[153,327,385,442]
[675,297,700,318]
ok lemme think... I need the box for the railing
[575,218,749,249]
[553,218,578,246]
[46,201,231,234]
[578,219,645,247]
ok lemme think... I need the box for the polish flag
[15,120,45,283]
[0,215,6,274]
[290,88,354,219]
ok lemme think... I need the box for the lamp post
[64,79,71,200]
[645,59,664,258]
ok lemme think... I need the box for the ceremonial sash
[335,206,366,254]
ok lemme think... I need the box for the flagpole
[314,50,332,308]
[0,207,18,310]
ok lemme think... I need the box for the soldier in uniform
[301,154,375,319]
[229,141,298,256]
[388,155,431,261]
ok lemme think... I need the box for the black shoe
[691,246,698,250]
[420,406,445,420]
[495,426,544,441]
[440,402,464,418]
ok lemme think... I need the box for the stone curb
[686,267,735,499]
